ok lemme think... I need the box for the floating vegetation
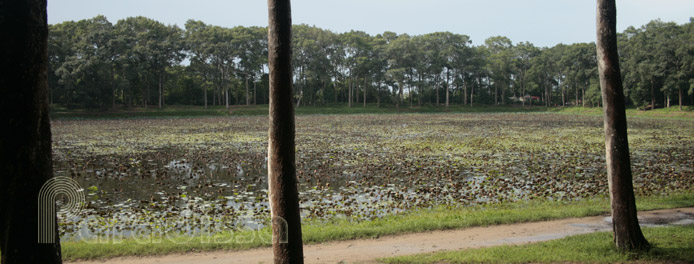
[51,113,694,240]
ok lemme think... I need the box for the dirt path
[69,207,694,264]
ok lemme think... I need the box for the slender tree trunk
[334,76,338,103]
[355,75,359,105]
[575,81,579,106]
[111,63,116,110]
[363,76,367,108]
[348,74,352,108]
[582,84,586,107]
[0,0,63,262]
[596,0,650,252]
[158,74,163,109]
[561,82,566,106]
[266,0,304,262]
[246,75,250,106]
[435,75,440,106]
[650,78,655,110]
[417,73,422,106]
[494,83,498,105]
[677,87,682,112]
[377,81,381,108]
[463,81,468,105]
[471,79,475,107]
[397,80,403,109]
[445,68,450,108]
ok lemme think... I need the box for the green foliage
[49,16,694,110]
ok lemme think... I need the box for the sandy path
[69,207,694,264]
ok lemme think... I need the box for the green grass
[58,192,694,261]
[50,104,694,120]
[381,225,694,263]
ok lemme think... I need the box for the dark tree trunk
[596,0,650,252]
[463,81,468,105]
[203,75,208,109]
[650,78,655,110]
[266,0,305,263]
[246,75,250,106]
[0,0,63,263]
[677,88,682,111]
[363,76,367,108]
[435,75,439,106]
[158,74,162,109]
[377,81,381,108]
[111,63,116,110]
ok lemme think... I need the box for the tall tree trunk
[596,0,650,252]
[158,74,162,109]
[397,80,403,109]
[650,78,655,110]
[254,76,258,105]
[677,87,682,111]
[463,81,468,105]
[494,83,498,105]
[363,76,367,108]
[111,63,116,110]
[225,86,229,109]
[561,82,565,106]
[417,73,422,106]
[334,76,338,103]
[355,75,359,105]
[0,0,63,262]
[575,81,579,106]
[445,68,450,108]
[377,81,381,108]
[679,87,682,111]
[435,75,440,106]
[246,75,250,106]
[348,74,352,108]
[471,79,476,107]
[266,0,304,262]
[582,83,586,107]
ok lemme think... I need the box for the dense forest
[47,16,694,110]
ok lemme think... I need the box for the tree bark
[679,87,682,111]
[677,88,682,112]
[246,75,250,106]
[0,0,63,263]
[463,81,468,105]
[363,76,367,108]
[266,0,304,262]
[650,78,655,110]
[435,75,440,106]
[348,74,352,108]
[596,0,650,252]
[158,74,163,109]
[445,68,450,108]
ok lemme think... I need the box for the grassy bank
[50,104,694,120]
[60,192,694,261]
[382,225,694,263]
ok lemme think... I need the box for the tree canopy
[47,16,694,109]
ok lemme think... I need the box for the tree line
[48,16,694,110]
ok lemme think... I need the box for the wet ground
[51,113,694,239]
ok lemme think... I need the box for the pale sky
[48,0,694,48]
